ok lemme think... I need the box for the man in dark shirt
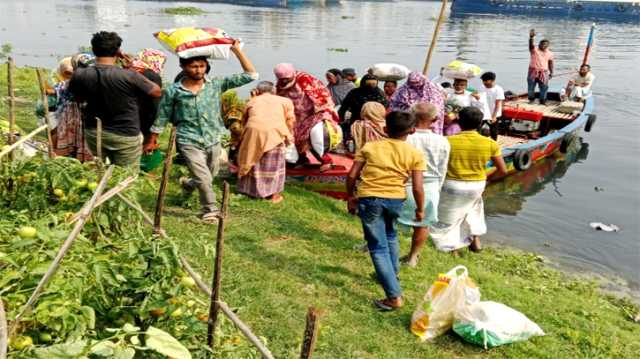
[69,31,161,167]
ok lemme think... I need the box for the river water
[1,0,638,297]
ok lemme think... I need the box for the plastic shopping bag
[442,60,482,80]
[410,265,480,341]
[453,301,544,349]
[285,144,299,164]
[154,27,240,59]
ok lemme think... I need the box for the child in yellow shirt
[346,111,426,311]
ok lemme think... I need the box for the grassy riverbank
[2,65,639,358]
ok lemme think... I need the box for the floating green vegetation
[328,48,349,53]
[162,7,207,16]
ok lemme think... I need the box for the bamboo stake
[0,298,7,359]
[68,176,137,224]
[95,117,103,166]
[422,0,448,76]
[207,181,230,348]
[35,68,55,158]
[300,308,322,359]
[0,124,47,160]
[179,256,275,359]
[153,127,177,233]
[6,58,16,162]
[9,166,114,333]
[582,23,596,66]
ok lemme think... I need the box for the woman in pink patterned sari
[274,63,339,171]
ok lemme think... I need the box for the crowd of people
[42,29,593,309]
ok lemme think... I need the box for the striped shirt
[446,131,501,181]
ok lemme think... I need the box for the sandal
[201,210,221,224]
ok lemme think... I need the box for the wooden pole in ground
[0,297,7,359]
[35,68,55,158]
[300,307,322,359]
[179,256,275,359]
[9,166,113,334]
[95,117,103,164]
[422,0,448,76]
[0,124,47,160]
[153,126,177,233]
[207,181,230,348]
[6,58,16,162]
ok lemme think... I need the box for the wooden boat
[451,0,640,21]
[285,91,596,199]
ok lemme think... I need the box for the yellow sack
[443,60,482,80]
[154,27,240,59]
[325,120,343,151]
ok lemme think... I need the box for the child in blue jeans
[346,111,426,311]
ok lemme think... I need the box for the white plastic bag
[410,265,480,341]
[369,63,410,81]
[453,301,544,349]
[285,143,299,163]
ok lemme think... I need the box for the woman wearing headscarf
[274,63,340,172]
[390,71,445,135]
[338,74,388,142]
[128,49,167,139]
[52,54,94,161]
[326,68,355,107]
[350,101,387,153]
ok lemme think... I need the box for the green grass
[162,7,207,16]
[2,65,639,358]
[140,180,639,358]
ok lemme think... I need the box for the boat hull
[451,0,640,21]
[285,93,595,200]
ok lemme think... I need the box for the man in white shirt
[481,71,505,140]
[564,64,595,101]
[444,78,490,136]
[398,102,450,267]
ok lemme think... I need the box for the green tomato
[170,308,183,318]
[11,336,33,350]
[186,300,196,308]
[74,179,88,188]
[39,332,53,343]
[17,226,37,239]
[180,276,196,288]
[53,188,65,198]
[87,182,98,191]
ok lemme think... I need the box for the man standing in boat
[528,29,554,105]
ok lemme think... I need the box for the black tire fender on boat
[513,149,532,171]
[560,133,578,154]
[585,114,597,132]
